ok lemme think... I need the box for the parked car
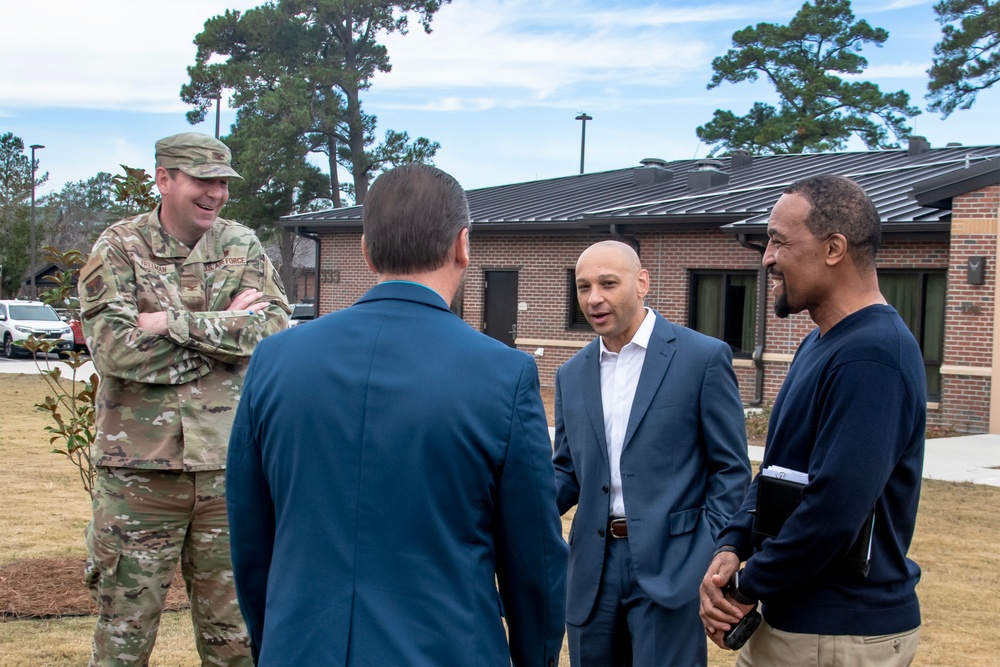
[0,300,74,359]
[67,317,88,354]
[288,303,316,327]
[54,309,88,355]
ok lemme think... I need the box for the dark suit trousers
[566,537,707,667]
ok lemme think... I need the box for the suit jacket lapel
[623,315,676,450]
[581,341,611,467]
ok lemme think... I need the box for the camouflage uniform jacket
[79,208,290,471]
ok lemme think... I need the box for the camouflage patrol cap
[154,132,243,180]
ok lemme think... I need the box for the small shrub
[25,340,98,496]
[28,246,97,496]
[745,403,772,442]
[926,424,960,440]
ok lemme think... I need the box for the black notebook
[753,467,875,577]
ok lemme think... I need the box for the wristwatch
[726,570,757,606]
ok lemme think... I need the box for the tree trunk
[345,87,369,206]
[278,230,298,302]
[342,25,370,207]
[327,136,342,208]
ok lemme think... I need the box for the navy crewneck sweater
[718,304,924,635]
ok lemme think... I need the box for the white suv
[0,300,74,359]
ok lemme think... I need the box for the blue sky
[2,0,998,199]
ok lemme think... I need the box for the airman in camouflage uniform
[79,132,290,667]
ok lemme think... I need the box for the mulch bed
[0,558,189,620]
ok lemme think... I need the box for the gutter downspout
[737,233,767,406]
[295,228,322,315]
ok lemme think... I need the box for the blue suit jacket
[553,313,750,625]
[227,282,567,666]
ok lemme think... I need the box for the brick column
[941,185,1000,433]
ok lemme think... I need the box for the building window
[567,270,591,330]
[689,271,757,357]
[878,270,945,401]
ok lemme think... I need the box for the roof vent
[731,149,753,170]
[687,159,729,191]
[908,136,931,157]
[946,142,963,147]
[632,158,673,186]
[694,158,725,171]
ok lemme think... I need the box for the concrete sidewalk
[549,429,1000,487]
[0,357,96,376]
[7,359,998,487]
[916,434,1000,487]
[749,435,1000,487]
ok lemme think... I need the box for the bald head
[576,240,642,275]
[575,240,649,353]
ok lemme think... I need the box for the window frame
[688,269,758,359]
[566,269,592,331]
[876,268,946,402]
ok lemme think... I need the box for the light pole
[29,144,44,300]
[575,112,592,174]
[214,94,222,139]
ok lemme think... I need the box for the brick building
[281,140,1000,434]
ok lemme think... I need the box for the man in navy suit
[553,240,751,666]
[226,164,567,666]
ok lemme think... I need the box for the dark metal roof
[913,157,1000,209]
[280,144,1000,235]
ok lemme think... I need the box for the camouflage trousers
[84,466,252,667]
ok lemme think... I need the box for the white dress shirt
[599,308,656,518]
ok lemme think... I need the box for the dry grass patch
[0,612,199,667]
[543,387,1000,666]
[2,377,998,666]
[906,480,1000,664]
[0,374,91,562]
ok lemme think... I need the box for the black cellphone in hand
[723,608,761,650]
[722,569,761,650]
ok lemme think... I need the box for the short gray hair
[363,164,471,274]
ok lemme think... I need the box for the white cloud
[8,0,995,198]
[377,97,501,113]
[867,0,930,11]
[865,62,932,78]
[373,0,775,102]
[0,0,259,111]
[0,0,781,113]
[843,61,931,80]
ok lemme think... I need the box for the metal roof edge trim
[584,153,1000,217]
[913,158,1000,208]
[581,212,748,227]
[280,219,602,233]
[721,220,952,234]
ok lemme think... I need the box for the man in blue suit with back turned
[226,164,567,666]
[554,240,750,666]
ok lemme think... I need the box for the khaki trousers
[736,616,919,667]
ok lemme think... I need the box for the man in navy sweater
[700,175,925,665]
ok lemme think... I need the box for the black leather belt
[609,518,628,539]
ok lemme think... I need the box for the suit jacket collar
[583,310,677,460]
[355,280,452,312]
[580,339,610,467]
[581,312,678,456]
[623,313,676,448]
